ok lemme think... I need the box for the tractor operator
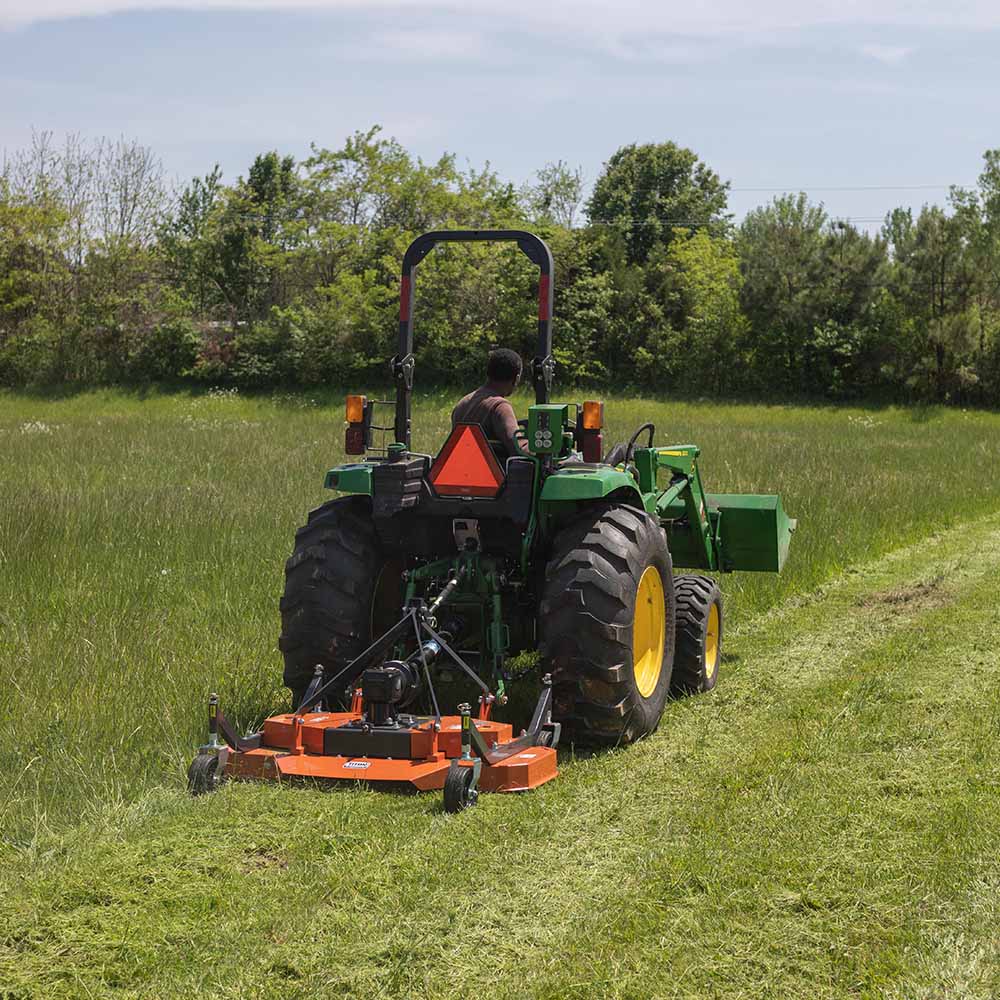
[452,348,529,457]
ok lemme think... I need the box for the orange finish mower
[188,604,560,812]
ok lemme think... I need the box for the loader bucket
[707,493,797,573]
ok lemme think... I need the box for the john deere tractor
[190,230,794,811]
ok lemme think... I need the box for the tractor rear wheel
[540,506,676,748]
[279,497,395,707]
[670,575,723,696]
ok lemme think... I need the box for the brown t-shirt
[451,386,527,456]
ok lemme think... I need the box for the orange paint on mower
[222,710,558,793]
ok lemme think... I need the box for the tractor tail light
[579,400,603,462]
[345,425,366,455]
[345,394,368,455]
[581,430,603,463]
[582,400,604,430]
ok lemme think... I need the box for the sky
[2,1,999,228]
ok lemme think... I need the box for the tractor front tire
[279,497,388,707]
[670,575,723,696]
[541,506,676,748]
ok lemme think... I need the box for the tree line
[2,125,999,404]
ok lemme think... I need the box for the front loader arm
[635,445,796,574]
[641,446,718,571]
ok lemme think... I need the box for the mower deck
[223,711,558,793]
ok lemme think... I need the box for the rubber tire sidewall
[279,496,386,706]
[541,505,676,748]
[670,575,724,696]
[444,761,477,813]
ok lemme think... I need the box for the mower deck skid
[224,711,558,793]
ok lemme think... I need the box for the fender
[539,465,644,507]
[324,463,373,494]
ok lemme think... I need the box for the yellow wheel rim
[705,603,720,679]
[632,565,666,698]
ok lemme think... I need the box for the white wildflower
[207,386,240,400]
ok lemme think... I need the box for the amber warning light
[579,400,604,463]
[345,394,367,455]
[345,394,366,424]
[582,400,604,430]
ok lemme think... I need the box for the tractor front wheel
[541,506,676,748]
[670,575,723,695]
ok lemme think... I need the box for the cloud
[363,28,488,61]
[4,0,1000,37]
[859,43,914,64]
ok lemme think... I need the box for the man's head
[486,348,523,396]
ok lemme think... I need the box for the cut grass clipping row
[2,499,998,998]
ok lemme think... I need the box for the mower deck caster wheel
[187,753,224,796]
[443,761,478,813]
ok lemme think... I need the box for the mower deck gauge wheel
[443,760,479,813]
[187,752,224,795]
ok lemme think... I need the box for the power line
[592,183,971,199]
[586,217,892,228]
[730,184,967,193]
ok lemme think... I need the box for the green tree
[950,150,1000,399]
[200,152,300,326]
[521,161,584,228]
[158,165,223,313]
[738,194,828,389]
[739,195,889,395]
[586,142,730,264]
[884,205,977,399]
[0,184,68,329]
[653,229,748,393]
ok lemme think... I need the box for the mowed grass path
[2,494,999,999]
[1,390,1000,997]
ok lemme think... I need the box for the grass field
[1,388,1000,998]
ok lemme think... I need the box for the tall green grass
[1,388,999,845]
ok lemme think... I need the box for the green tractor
[190,230,794,811]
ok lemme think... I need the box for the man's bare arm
[493,399,529,455]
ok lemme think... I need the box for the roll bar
[392,230,555,448]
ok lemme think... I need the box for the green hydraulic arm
[633,444,796,574]
[634,445,718,570]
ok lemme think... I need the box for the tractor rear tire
[279,497,391,707]
[540,505,676,748]
[670,575,723,696]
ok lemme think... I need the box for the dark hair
[487,348,523,384]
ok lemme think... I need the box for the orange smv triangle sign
[428,423,505,498]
